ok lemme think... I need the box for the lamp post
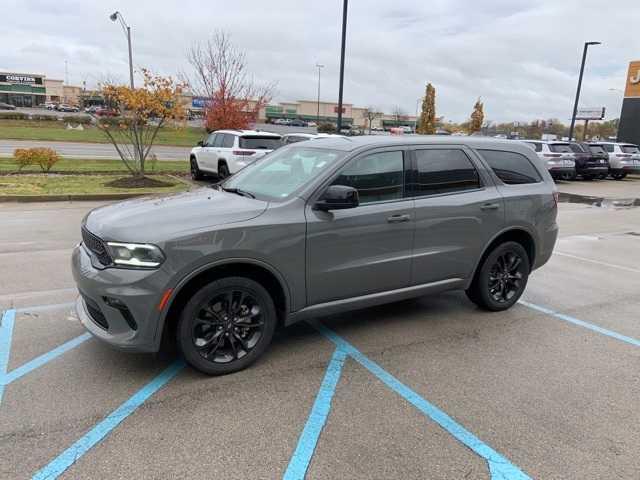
[336,0,348,131]
[568,41,601,141]
[109,11,134,88]
[316,64,324,124]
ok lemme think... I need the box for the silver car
[522,140,576,180]
[598,142,640,180]
[72,136,558,375]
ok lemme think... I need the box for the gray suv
[72,136,558,375]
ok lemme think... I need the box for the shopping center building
[0,71,83,107]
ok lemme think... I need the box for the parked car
[94,107,118,117]
[72,136,558,375]
[84,105,101,114]
[598,142,640,180]
[307,121,317,127]
[190,129,282,180]
[568,142,609,180]
[522,140,576,180]
[272,118,290,125]
[289,119,308,127]
[0,102,16,110]
[56,104,79,112]
[44,102,57,110]
[281,133,317,144]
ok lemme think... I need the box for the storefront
[0,73,46,107]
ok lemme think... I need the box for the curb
[0,192,178,203]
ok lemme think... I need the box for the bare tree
[186,31,275,131]
[392,105,407,124]
[364,106,382,134]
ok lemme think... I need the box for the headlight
[105,242,165,268]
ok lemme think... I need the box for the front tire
[218,162,230,179]
[190,157,204,180]
[177,277,277,375]
[466,241,530,311]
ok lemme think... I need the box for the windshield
[569,143,584,153]
[222,146,346,201]
[239,136,281,150]
[589,145,606,154]
[622,145,640,154]
[549,143,573,153]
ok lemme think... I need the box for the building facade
[0,71,84,107]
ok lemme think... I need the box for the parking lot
[1,177,639,479]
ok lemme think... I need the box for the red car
[94,107,118,117]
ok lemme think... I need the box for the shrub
[13,147,60,172]
[29,114,59,122]
[64,115,93,125]
[0,111,28,120]
[317,122,336,133]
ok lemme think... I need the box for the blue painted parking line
[519,300,640,348]
[309,320,531,480]
[283,348,347,480]
[32,359,185,480]
[0,309,16,404]
[2,333,91,386]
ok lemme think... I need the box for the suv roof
[214,129,281,138]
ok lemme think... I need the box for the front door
[409,146,504,285]
[306,149,414,305]
[199,133,218,171]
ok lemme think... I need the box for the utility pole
[316,64,324,124]
[569,41,601,141]
[336,0,348,131]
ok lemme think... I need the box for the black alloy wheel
[466,241,530,311]
[178,277,276,375]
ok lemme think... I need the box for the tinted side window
[332,151,404,204]
[588,145,606,154]
[602,144,614,153]
[222,134,235,148]
[413,149,480,196]
[214,134,225,148]
[205,133,217,147]
[477,149,542,185]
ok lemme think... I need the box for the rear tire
[177,277,277,375]
[466,241,530,312]
[612,173,626,180]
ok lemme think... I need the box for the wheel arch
[158,259,291,351]
[468,227,536,288]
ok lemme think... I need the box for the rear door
[306,148,414,305]
[409,146,504,286]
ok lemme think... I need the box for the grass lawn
[0,120,205,147]
[0,157,189,174]
[0,174,190,196]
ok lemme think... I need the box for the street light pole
[336,0,348,131]
[569,41,601,141]
[316,64,324,124]
[110,11,134,88]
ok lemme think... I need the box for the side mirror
[197,140,204,147]
[315,185,359,211]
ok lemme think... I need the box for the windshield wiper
[221,186,255,199]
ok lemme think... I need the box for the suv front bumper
[71,244,168,352]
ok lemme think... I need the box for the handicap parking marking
[519,301,640,348]
[0,309,16,404]
[284,348,347,480]
[32,359,186,480]
[287,320,532,480]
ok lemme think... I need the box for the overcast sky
[1,0,637,122]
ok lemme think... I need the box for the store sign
[625,61,640,97]
[575,107,605,120]
[0,74,43,85]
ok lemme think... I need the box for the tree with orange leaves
[186,31,274,132]
[94,69,186,177]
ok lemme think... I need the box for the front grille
[82,294,109,330]
[82,227,112,266]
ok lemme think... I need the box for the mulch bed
[104,176,177,189]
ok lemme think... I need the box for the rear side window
[412,149,480,196]
[622,145,640,154]
[589,145,606,155]
[333,151,404,204]
[477,149,542,185]
[549,143,572,153]
[602,144,614,153]
[525,142,542,152]
[239,136,281,150]
[222,134,235,148]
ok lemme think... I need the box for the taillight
[233,150,255,156]
[544,153,561,158]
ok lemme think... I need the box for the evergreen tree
[469,98,484,133]
[417,83,436,134]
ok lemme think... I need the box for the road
[0,139,191,161]
[1,179,640,479]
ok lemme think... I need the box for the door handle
[387,213,411,223]
[480,203,500,211]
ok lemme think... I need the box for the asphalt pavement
[1,179,639,479]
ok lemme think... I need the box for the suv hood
[84,188,268,243]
